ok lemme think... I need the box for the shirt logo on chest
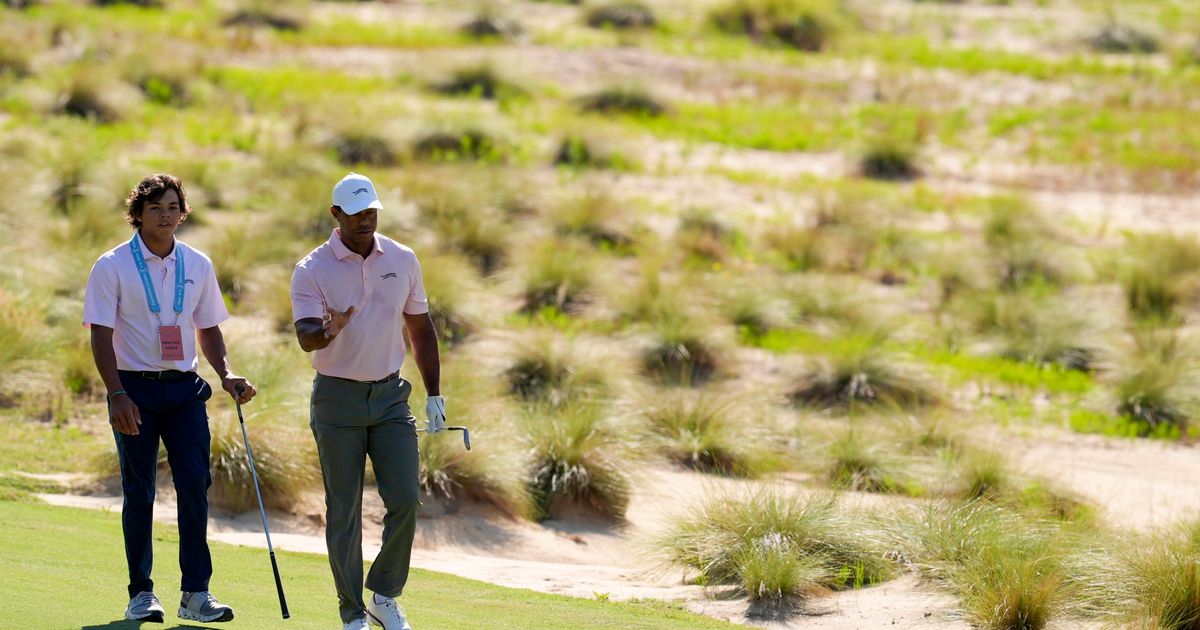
[380,272,398,279]
[184,278,195,285]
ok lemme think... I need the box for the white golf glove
[425,395,446,434]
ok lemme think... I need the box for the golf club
[234,384,290,620]
[417,425,472,451]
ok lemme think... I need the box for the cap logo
[353,187,369,195]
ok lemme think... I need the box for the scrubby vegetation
[5,0,1200,625]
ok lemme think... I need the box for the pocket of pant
[195,376,213,402]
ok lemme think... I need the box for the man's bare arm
[197,325,256,404]
[90,325,141,435]
[403,311,440,396]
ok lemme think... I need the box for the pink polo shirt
[82,232,230,372]
[290,229,429,381]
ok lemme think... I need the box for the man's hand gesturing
[322,304,356,339]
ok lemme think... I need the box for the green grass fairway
[0,501,732,630]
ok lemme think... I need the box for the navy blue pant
[113,371,214,599]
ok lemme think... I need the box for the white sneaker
[125,591,165,622]
[344,618,370,630]
[178,590,234,622]
[366,593,413,630]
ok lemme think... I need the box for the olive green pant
[310,373,420,624]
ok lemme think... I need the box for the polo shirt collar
[329,228,383,260]
[134,231,179,262]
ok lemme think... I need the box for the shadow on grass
[82,622,208,630]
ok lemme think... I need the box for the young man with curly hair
[84,173,256,623]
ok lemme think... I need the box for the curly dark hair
[124,173,190,228]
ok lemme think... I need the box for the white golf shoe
[178,590,234,622]
[366,593,413,630]
[124,591,165,622]
[344,617,370,630]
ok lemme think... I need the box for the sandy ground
[39,465,973,628]
[36,424,1180,630]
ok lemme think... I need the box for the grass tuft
[577,86,667,117]
[1104,330,1200,436]
[859,140,920,181]
[642,315,724,387]
[207,415,319,514]
[222,1,304,31]
[636,388,775,476]
[57,73,126,124]
[827,430,909,494]
[523,402,631,520]
[710,0,843,52]
[434,65,524,101]
[1087,22,1159,54]
[460,12,523,39]
[519,238,596,313]
[1121,233,1200,325]
[502,330,611,404]
[331,131,397,167]
[412,129,501,162]
[788,334,938,411]
[585,2,657,30]
[660,487,893,603]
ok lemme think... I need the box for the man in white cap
[289,172,444,630]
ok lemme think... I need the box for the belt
[322,371,400,385]
[120,369,194,381]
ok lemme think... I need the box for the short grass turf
[0,501,732,630]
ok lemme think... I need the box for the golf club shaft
[235,391,291,619]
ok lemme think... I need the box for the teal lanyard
[130,235,185,323]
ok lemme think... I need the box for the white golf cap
[332,172,383,215]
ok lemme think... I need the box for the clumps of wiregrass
[522,401,632,520]
[827,430,916,495]
[416,189,510,275]
[1103,515,1200,629]
[417,386,531,518]
[553,136,629,170]
[518,238,597,313]
[412,129,502,162]
[1086,22,1159,54]
[1120,233,1200,325]
[981,196,1078,289]
[893,501,1079,630]
[417,251,482,344]
[858,140,921,181]
[207,413,319,514]
[787,333,939,411]
[460,11,523,40]
[953,290,1098,371]
[330,130,397,167]
[576,85,668,117]
[945,448,1093,522]
[780,274,878,331]
[434,65,525,101]
[659,488,894,605]
[56,72,129,124]
[760,193,884,274]
[1101,330,1200,437]
[713,275,790,338]
[585,2,657,30]
[0,42,32,78]
[710,0,845,52]
[221,1,305,31]
[675,207,746,266]
[547,188,636,248]
[501,330,613,405]
[642,314,726,387]
[633,387,780,477]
